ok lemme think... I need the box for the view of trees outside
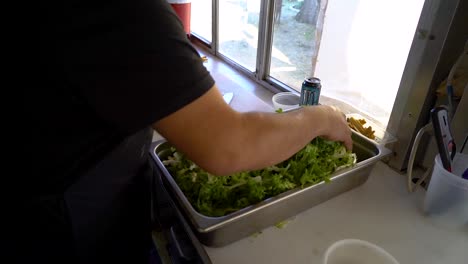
[216,0,320,76]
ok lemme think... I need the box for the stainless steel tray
[150,132,392,247]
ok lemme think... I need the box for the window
[218,0,261,71]
[269,0,320,92]
[191,0,212,43]
[191,0,427,127]
[313,0,425,126]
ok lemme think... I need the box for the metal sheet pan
[150,131,392,247]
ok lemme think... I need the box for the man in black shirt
[23,0,352,262]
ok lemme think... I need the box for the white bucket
[423,153,468,229]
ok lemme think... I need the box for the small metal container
[150,129,391,247]
[300,77,321,105]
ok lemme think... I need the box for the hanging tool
[431,106,456,172]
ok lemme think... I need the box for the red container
[169,1,191,35]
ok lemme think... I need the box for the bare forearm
[165,106,334,176]
[154,86,351,176]
[222,107,327,173]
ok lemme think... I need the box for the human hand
[306,105,353,150]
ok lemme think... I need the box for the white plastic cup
[423,153,468,229]
[272,92,300,111]
[323,239,399,264]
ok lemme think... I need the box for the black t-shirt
[31,0,214,195]
[22,0,214,262]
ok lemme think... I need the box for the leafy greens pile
[163,137,356,217]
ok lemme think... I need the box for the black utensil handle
[461,134,468,154]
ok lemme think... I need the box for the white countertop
[204,161,468,264]
[151,66,467,263]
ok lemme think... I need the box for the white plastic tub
[323,239,399,264]
[272,92,300,111]
[423,153,468,229]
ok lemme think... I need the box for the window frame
[189,0,465,171]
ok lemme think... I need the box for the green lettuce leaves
[163,137,356,217]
